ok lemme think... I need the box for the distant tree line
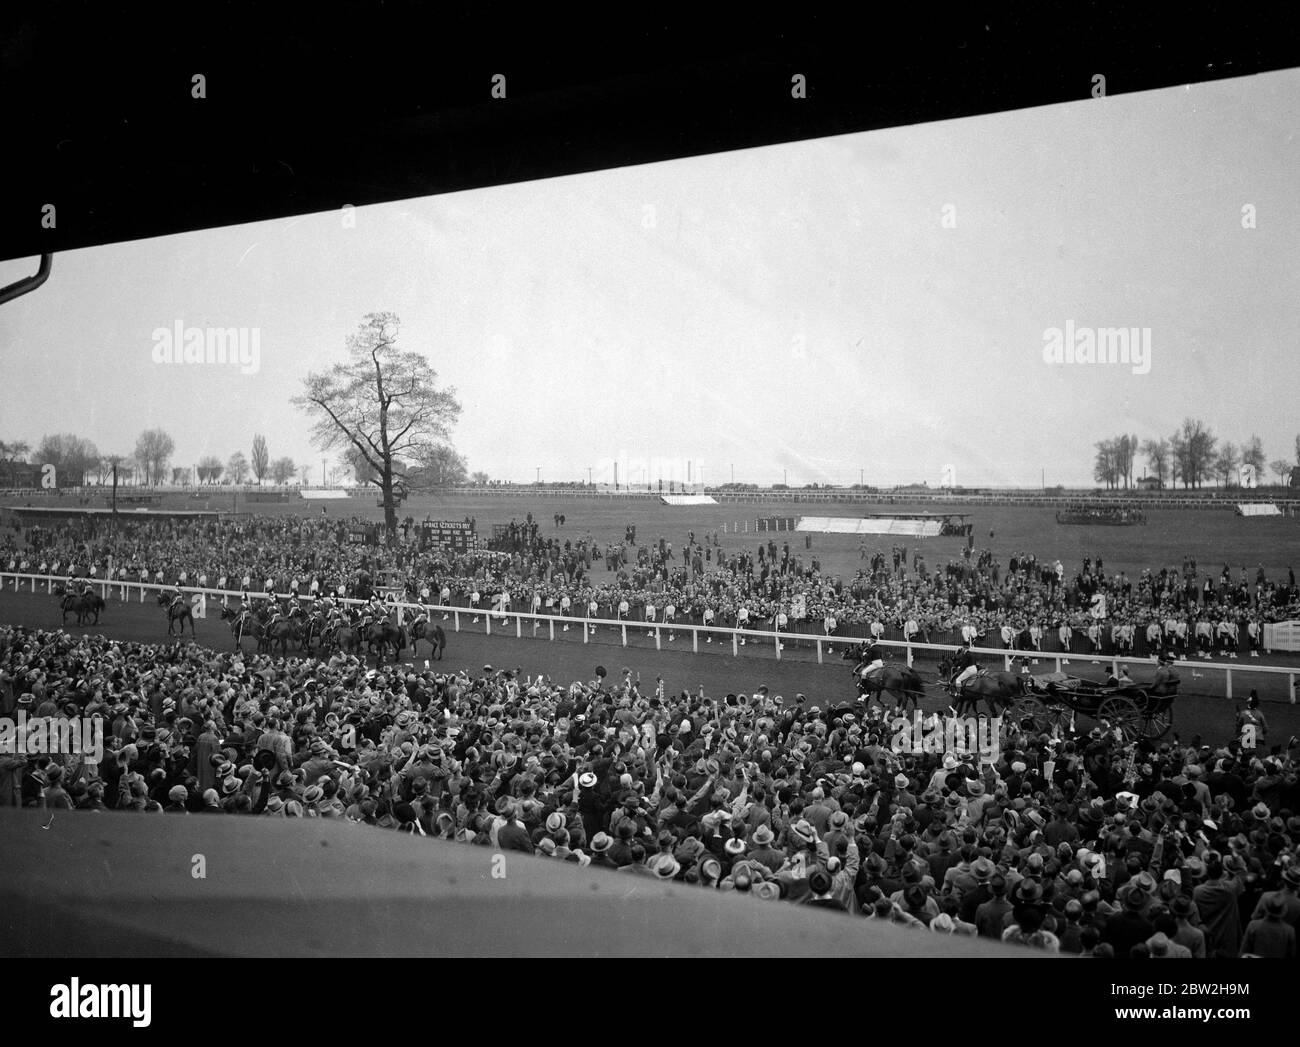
[1095,421,1296,489]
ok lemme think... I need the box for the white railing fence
[2,571,1296,704]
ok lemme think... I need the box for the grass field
[14,489,1300,586]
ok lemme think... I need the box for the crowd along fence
[4,570,1297,705]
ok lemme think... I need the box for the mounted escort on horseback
[937,641,1027,718]
[56,580,105,626]
[846,638,925,713]
[157,587,196,637]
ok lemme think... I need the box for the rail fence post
[1290,673,1296,704]
[583,619,589,644]
[816,639,823,664]
[1225,667,1232,699]
[516,616,521,638]
[454,610,460,632]
[906,643,913,667]
[486,614,491,636]
[655,627,661,651]
[732,633,739,657]
[549,618,554,641]
[692,628,698,653]
[774,630,781,661]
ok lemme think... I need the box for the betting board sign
[419,519,478,553]
[347,525,378,546]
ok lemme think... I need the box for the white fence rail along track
[4,571,1297,704]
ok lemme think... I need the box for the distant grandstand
[1236,503,1282,517]
[797,513,972,538]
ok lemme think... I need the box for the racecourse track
[2,585,1296,751]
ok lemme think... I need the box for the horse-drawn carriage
[1006,671,1175,743]
[844,641,1178,744]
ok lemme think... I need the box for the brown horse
[157,592,195,637]
[407,617,447,661]
[58,587,105,626]
[937,652,1026,718]
[363,619,406,664]
[853,661,926,713]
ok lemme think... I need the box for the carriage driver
[855,638,885,681]
[953,641,979,691]
[1151,652,1180,696]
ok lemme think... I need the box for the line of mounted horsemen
[53,578,446,663]
[51,577,1180,738]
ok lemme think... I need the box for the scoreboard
[346,525,379,546]
[419,519,478,553]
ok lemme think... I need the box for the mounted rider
[266,598,289,628]
[169,583,188,615]
[854,638,885,684]
[952,640,980,693]
[359,592,386,630]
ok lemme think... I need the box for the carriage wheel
[1098,696,1144,743]
[1144,705,1173,739]
[1039,703,1073,737]
[1140,693,1173,739]
[1008,696,1046,732]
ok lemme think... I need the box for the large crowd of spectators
[1,622,1297,956]
[4,512,1300,661]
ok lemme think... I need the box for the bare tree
[133,429,175,486]
[251,434,270,484]
[1242,434,1266,475]
[1270,458,1292,486]
[1141,438,1170,487]
[1173,418,1216,490]
[227,451,250,484]
[38,433,100,486]
[0,439,31,465]
[295,312,462,535]
[343,445,377,484]
[270,456,297,485]
[196,455,224,484]
[409,444,468,487]
[1093,439,1119,489]
[470,470,489,485]
[1214,442,1239,487]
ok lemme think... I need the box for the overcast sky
[1,68,1297,487]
